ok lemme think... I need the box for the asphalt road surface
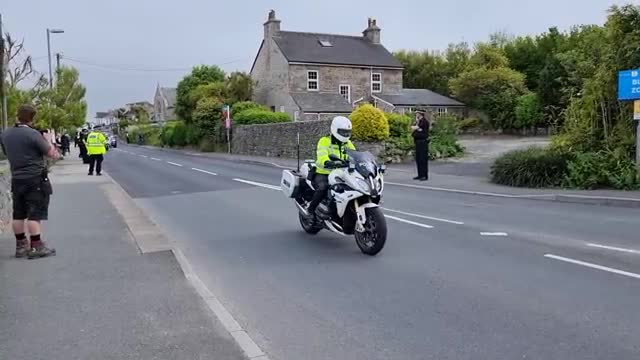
[105,144,640,360]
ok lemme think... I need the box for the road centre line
[139,155,148,158]
[233,178,281,191]
[151,157,162,161]
[587,243,640,254]
[385,215,434,229]
[192,168,218,176]
[480,232,508,236]
[544,254,640,280]
[167,161,183,167]
[383,208,464,225]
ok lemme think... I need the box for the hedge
[491,147,571,188]
[234,109,291,125]
[350,104,390,141]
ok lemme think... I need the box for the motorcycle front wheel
[354,207,387,256]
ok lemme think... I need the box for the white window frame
[294,111,300,122]
[307,70,319,91]
[279,106,285,113]
[371,72,382,93]
[339,84,351,103]
[437,107,448,116]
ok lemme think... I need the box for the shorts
[11,177,52,221]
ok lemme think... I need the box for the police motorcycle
[281,149,388,256]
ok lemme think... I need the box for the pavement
[0,151,247,360]
[102,143,640,360]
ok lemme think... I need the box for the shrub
[429,135,465,159]
[432,114,460,135]
[350,104,390,141]
[457,117,482,131]
[514,92,543,129]
[233,109,291,125]
[385,113,412,137]
[128,124,162,146]
[563,150,639,190]
[231,101,267,116]
[491,147,571,188]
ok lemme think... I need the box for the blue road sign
[618,69,640,101]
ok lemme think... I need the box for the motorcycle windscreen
[346,149,378,178]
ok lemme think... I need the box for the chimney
[363,17,381,44]
[264,10,281,39]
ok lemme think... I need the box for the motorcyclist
[307,116,356,216]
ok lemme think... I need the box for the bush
[491,147,571,188]
[127,124,162,146]
[457,117,482,131]
[233,109,291,125]
[231,101,267,116]
[429,135,465,159]
[385,113,412,137]
[514,92,543,129]
[563,150,639,190]
[350,104,390,141]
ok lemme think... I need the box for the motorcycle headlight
[353,177,371,195]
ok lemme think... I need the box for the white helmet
[331,116,352,143]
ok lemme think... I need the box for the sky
[2,0,630,118]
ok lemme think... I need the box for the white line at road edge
[385,215,434,229]
[151,158,161,161]
[139,155,148,158]
[192,168,218,176]
[233,178,280,191]
[544,254,640,280]
[587,243,640,254]
[480,232,508,236]
[383,208,464,225]
[172,248,269,359]
[385,181,549,198]
[167,161,183,167]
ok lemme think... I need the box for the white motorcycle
[281,149,387,256]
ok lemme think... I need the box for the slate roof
[291,93,353,113]
[160,87,177,108]
[95,112,110,119]
[377,89,465,107]
[273,31,403,68]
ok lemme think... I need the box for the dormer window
[318,40,333,47]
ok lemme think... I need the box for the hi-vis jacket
[85,132,107,155]
[315,135,356,175]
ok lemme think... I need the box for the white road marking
[151,157,161,161]
[167,161,183,167]
[385,181,549,198]
[385,215,434,229]
[383,208,464,225]
[139,155,148,158]
[480,232,508,236]
[233,178,281,191]
[587,243,640,254]
[544,254,640,280]
[269,162,289,169]
[192,168,218,176]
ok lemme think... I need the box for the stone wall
[232,120,384,160]
[0,165,11,234]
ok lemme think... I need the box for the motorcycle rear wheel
[299,212,322,235]
[354,207,387,256]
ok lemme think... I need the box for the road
[105,144,640,360]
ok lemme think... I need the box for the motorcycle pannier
[281,170,300,198]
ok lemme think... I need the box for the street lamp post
[46,28,64,89]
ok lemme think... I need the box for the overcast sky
[2,0,628,118]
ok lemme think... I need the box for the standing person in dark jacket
[78,128,90,164]
[412,111,430,181]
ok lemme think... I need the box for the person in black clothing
[78,129,90,164]
[60,133,71,156]
[412,112,430,181]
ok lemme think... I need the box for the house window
[294,111,300,122]
[437,107,448,116]
[371,73,382,93]
[307,70,319,91]
[279,106,285,112]
[339,84,351,103]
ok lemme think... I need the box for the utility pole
[56,52,61,75]
[0,13,8,130]
[47,29,52,89]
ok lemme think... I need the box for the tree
[3,33,38,88]
[34,66,87,130]
[450,67,528,129]
[514,93,543,129]
[226,72,254,104]
[176,65,226,122]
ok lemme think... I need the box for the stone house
[126,101,154,120]
[250,10,465,121]
[153,85,177,122]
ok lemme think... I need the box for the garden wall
[0,164,11,234]
[231,120,384,159]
